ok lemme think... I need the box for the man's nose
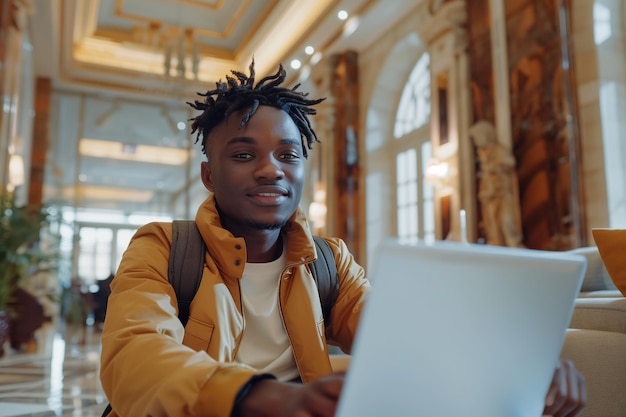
[255,156,285,179]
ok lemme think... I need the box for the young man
[100,61,586,417]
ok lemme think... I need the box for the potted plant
[0,192,54,355]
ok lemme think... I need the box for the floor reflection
[0,322,107,417]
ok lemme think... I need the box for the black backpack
[101,221,339,417]
[169,220,339,327]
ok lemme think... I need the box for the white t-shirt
[235,249,299,381]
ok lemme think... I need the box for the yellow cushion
[592,229,626,296]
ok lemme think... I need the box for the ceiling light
[305,46,315,55]
[311,52,323,66]
[343,16,360,37]
[337,10,348,20]
[79,138,193,165]
[290,59,302,70]
[76,185,153,203]
[177,121,186,131]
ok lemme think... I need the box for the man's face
[201,105,305,234]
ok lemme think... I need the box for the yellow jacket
[100,194,369,417]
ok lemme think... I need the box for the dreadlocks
[188,60,325,158]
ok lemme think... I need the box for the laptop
[335,239,587,417]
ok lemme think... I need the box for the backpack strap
[311,236,340,327]
[168,220,206,326]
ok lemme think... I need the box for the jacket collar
[194,194,317,278]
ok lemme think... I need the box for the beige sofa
[562,246,626,417]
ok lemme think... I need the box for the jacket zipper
[232,277,244,360]
[277,260,309,380]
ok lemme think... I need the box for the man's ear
[200,161,215,192]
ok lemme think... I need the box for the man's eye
[280,152,300,160]
[233,153,253,160]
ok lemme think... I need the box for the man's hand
[235,372,345,417]
[543,359,587,417]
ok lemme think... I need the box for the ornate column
[308,83,335,237]
[0,0,33,195]
[29,77,51,206]
[419,0,475,242]
[505,0,582,250]
[328,51,361,257]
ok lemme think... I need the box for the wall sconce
[425,158,449,185]
[8,153,25,188]
[308,186,327,230]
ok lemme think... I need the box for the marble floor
[0,322,108,417]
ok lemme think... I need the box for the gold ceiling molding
[74,37,168,75]
[177,0,227,10]
[195,0,256,40]
[114,0,252,39]
[123,0,229,12]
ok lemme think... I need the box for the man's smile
[248,186,290,205]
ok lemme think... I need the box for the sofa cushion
[579,289,623,298]
[592,228,626,296]
[560,329,626,417]
[570,297,626,334]
[566,246,617,292]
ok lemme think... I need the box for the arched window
[394,54,431,138]
[364,35,432,272]
[393,53,434,243]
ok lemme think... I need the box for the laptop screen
[336,240,586,417]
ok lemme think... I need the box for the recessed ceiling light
[343,16,360,37]
[290,59,302,70]
[337,10,348,20]
[311,52,323,66]
[177,121,186,131]
[305,46,315,55]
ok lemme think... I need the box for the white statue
[469,120,525,247]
